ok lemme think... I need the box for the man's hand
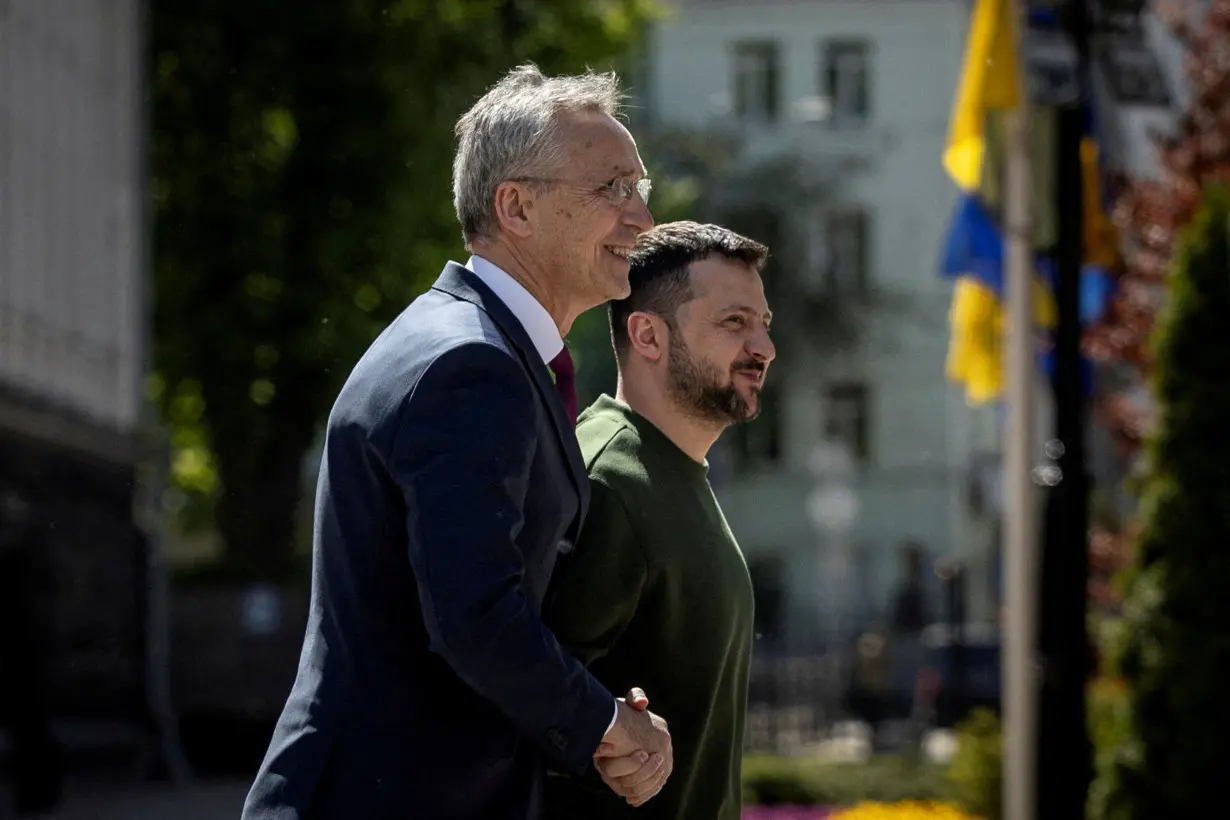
[593,688,673,806]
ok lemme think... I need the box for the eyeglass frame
[505,175,652,207]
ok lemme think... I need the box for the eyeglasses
[507,175,652,207]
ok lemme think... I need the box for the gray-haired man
[242,64,671,820]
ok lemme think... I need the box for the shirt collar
[465,255,563,364]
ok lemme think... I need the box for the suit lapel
[431,263,590,535]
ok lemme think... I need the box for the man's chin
[738,393,761,422]
[606,271,632,300]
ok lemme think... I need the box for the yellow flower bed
[830,801,982,820]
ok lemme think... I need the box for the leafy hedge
[1089,187,1230,819]
[742,754,954,807]
[946,708,1002,820]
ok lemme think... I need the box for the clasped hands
[592,688,673,807]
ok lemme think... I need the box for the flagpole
[1002,1,1038,819]
[1035,0,1095,816]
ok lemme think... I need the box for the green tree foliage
[1089,186,1230,819]
[151,0,658,578]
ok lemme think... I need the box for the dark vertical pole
[1035,1,1094,818]
[948,562,968,724]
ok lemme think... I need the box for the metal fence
[745,624,1002,756]
[745,652,852,754]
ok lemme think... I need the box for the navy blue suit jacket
[242,263,615,820]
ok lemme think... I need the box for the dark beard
[666,333,762,425]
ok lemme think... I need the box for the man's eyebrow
[607,165,645,179]
[718,304,773,321]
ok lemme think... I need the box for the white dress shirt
[466,255,563,364]
[463,255,621,739]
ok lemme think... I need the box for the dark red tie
[549,346,577,427]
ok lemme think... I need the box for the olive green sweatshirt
[542,394,755,820]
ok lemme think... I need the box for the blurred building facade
[637,0,999,656]
[0,0,154,765]
[1083,0,1194,528]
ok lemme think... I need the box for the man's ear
[626,312,666,362]
[493,181,536,238]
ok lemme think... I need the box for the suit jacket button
[547,728,567,750]
[557,539,574,554]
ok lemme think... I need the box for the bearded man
[542,221,776,820]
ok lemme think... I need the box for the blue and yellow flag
[940,1,1120,405]
[943,0,1020,194]
[941,194,1058,404]
[942,0,1031,405]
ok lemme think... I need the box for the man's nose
[623,190,654,233]
[748,327,776,364]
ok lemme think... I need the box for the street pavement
[2,725,958,819]
[3,778,249,820]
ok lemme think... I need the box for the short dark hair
[609,221,769,357]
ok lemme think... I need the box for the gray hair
[453,63,625,246]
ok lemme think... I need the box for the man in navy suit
[241,64,672,820]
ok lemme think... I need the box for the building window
[732,40,780,123]
[1094,40,1170,106]
[823,382,869,461]
[1093,0,1148,29]
[821,39,871,125]
[731,382,782,473]
[808,209,870,298]
[723,206,785,301]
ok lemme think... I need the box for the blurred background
[1,0,1226,818]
